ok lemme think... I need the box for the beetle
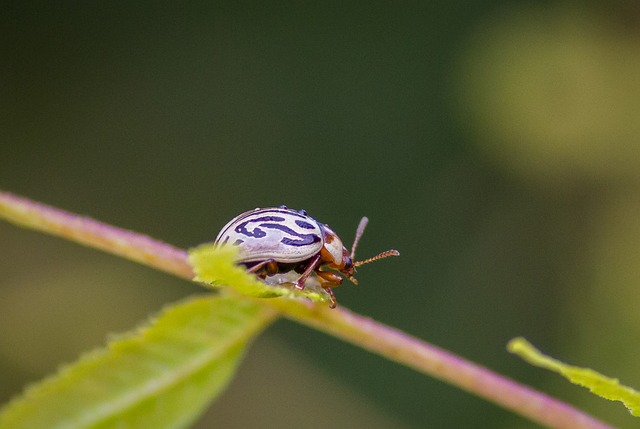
[214,206,399,308]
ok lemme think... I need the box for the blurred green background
[2,1,640,428]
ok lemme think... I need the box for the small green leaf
[0,295,278,429]
[508,337,640,416]
[188,243,331,305]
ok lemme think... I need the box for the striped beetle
[214,206,399,308]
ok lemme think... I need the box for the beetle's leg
[324,287,337,309]
[316,270,343,286]
[247,259,279,278]
[315,270,343,309]
[294,254,322,290]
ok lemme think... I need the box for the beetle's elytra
[214,206,399,308]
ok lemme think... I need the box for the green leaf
[0,295,278,429]
[188,244,331,305]
[508,337,640,416]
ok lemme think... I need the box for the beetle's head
[322,218,399,285]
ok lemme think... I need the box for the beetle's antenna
[350,216,369,260]
[354,249,400,267]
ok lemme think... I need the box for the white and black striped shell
[215,207,334,264]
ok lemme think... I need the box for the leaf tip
[187,243,333,306]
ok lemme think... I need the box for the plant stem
[271,301,613,429]
[0,191,614,429]
[0,192,192,279]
